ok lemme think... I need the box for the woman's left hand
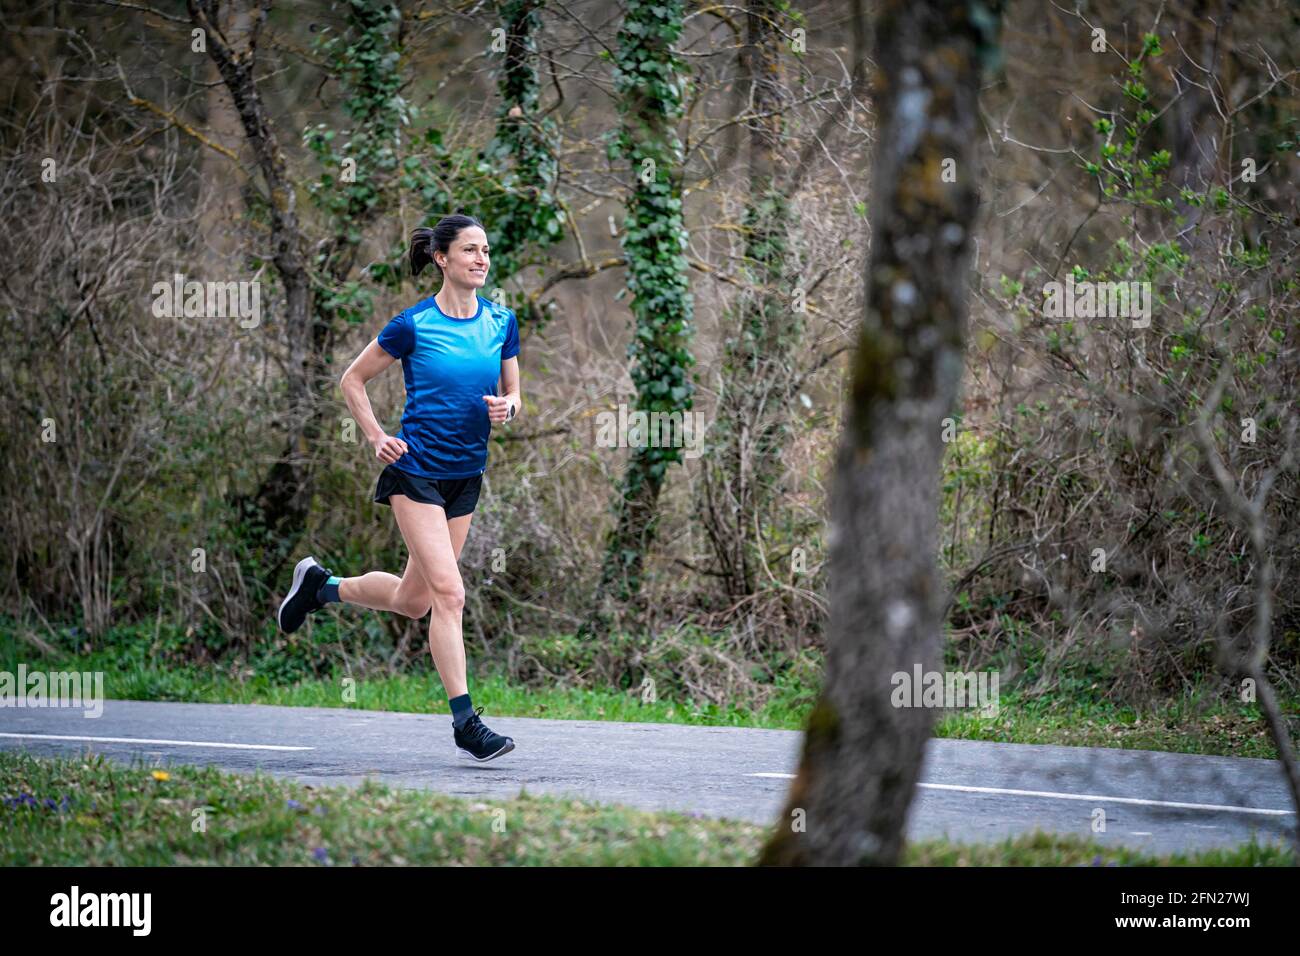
[482,394,514,424]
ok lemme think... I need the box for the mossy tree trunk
[700,0,870,609]
[698,0,796,603]
[759,0,990,866]
[587,0,694,641]
[188,0,318,590]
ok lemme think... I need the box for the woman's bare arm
[340,340,408,464]
[484,355,521,424]
[501,355,521,420]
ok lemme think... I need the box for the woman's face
[438,226,489,289]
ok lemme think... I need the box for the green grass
[2,627,1292,760]
[19,645,811,726]
[2,751,1290,866]
[934,687,1287,760]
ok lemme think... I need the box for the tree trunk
[588,0,694,641]
[758,0,988,867]
[197,4,249,266]
[700,0,870,608]
[1168,0,1235,256]
[699,0,792,602]
[188,0,319,588]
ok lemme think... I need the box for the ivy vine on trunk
[586,0,695,644]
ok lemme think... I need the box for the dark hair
[409,214,486,278]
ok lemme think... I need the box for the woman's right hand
[372,433,409,464]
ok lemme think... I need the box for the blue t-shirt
[377,293,520,479]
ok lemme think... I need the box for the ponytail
[409,226,436,277]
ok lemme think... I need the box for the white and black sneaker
[454,707,515,762]
[277,556,333,634]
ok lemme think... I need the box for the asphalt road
[1,699,1294,856]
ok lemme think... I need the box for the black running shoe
[454,707,515,762]
[278,556,333,634]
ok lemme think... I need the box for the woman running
[276,213,521,763]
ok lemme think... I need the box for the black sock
[450,693,474,728]
[316,576,342,604]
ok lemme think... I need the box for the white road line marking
[745,774,1294,816]
[0,733,312,752]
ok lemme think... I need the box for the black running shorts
[373,464,482,518]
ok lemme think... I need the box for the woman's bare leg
[334,513,472,614]
[447,512,474,561]
[389,494,468,697]
[335,551,429,617]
